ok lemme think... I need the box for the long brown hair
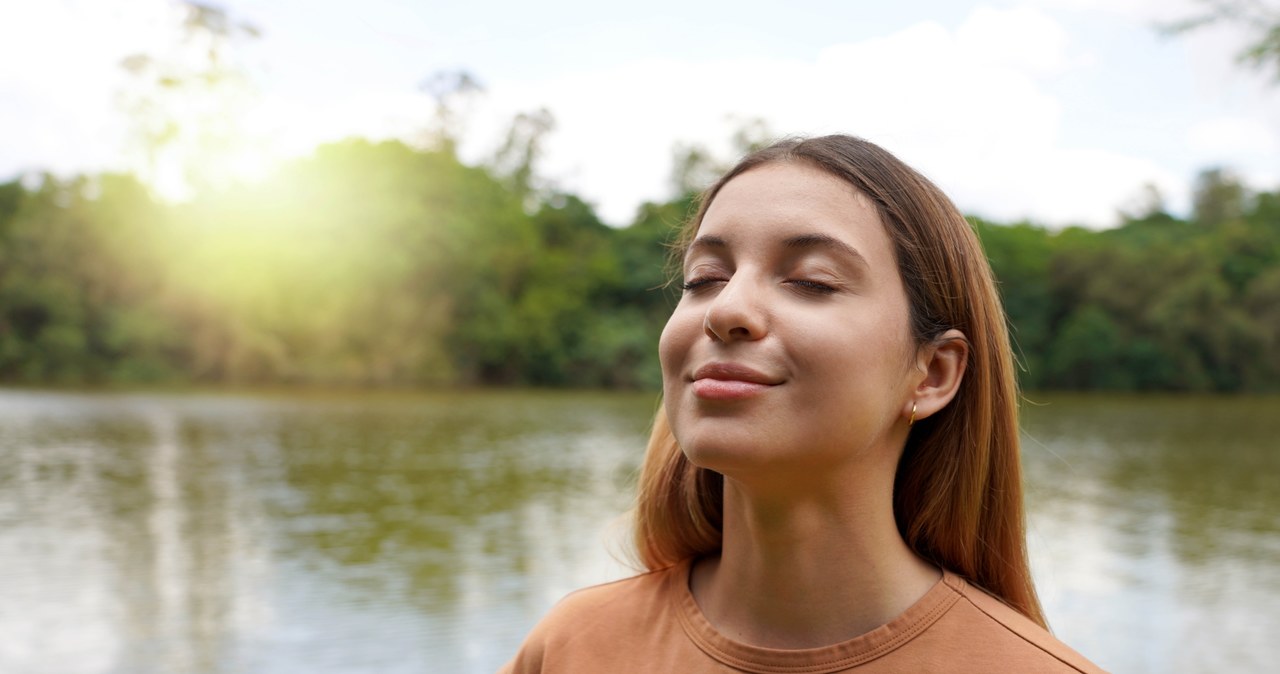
[633,135,1046,628]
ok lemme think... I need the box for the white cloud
[1031,0,1276,94]
[0,0,179,175]
[937,147,1185,224]
[957,5,1073,74]
[1026,0,1198,23]
[1187,116,1279,157]
[457,5,1176,226]
[2,1,1271,228]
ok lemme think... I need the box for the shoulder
[924,573,1107,674]
[541,566,672,626]
[498,565,681,674]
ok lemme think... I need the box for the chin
[680,443,744,473]
[677,430,791,476]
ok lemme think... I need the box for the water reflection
[1021,394,1280,674]
[262,392,651,671]
[0,390,1276,673]
[0,394,280,674]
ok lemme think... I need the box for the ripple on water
[0,389,1276,674]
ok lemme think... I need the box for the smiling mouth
[691,363,780,400]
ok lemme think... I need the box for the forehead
[696,161,893,262]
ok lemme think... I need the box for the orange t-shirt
[501,559,1106,673]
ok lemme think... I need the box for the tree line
[975,171,1280,391]
[0,138,1276,392]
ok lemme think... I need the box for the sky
[1,0,1276,227]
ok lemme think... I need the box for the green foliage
[1046,305,1130,390]
[972,219,1053,387]
[1,137,1277,391]
[0,140,689,388]
[976,195,1280,392]
[0,174,185,383]
[1193,168,1250,228]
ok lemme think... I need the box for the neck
[690,461,940,649]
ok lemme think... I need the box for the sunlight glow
[147,133,284,202]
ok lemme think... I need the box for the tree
[1192,167,1250,227]
[971,219,1054,387]
[117,1,262,197]
[1167,0,1280,80]
[1046,304,1131,390]
[490,108,556,203]
[669,117,776,197]
[419,69,485,155]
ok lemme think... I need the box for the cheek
[790,307,913,387]
[658,306,695,382]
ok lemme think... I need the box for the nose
[702,273,767,343]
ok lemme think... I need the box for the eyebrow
[781,233,869,269]
[686,235,727,255]
[685,232,870,269]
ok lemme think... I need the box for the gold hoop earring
[909,402,917,427]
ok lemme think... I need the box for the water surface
[0,389,1276,673]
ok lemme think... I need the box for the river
[1,389,1276,673]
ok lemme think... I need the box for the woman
[502,135,1104,673]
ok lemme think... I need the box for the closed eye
[681,277,725,292]
[786,279,838,294]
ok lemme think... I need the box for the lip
[691,363,781,400]
[692,363,780,384]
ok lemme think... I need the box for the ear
[906,329,968,423]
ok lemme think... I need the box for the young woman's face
[659,161,920,480]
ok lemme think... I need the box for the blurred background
[1,1,1277,672]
